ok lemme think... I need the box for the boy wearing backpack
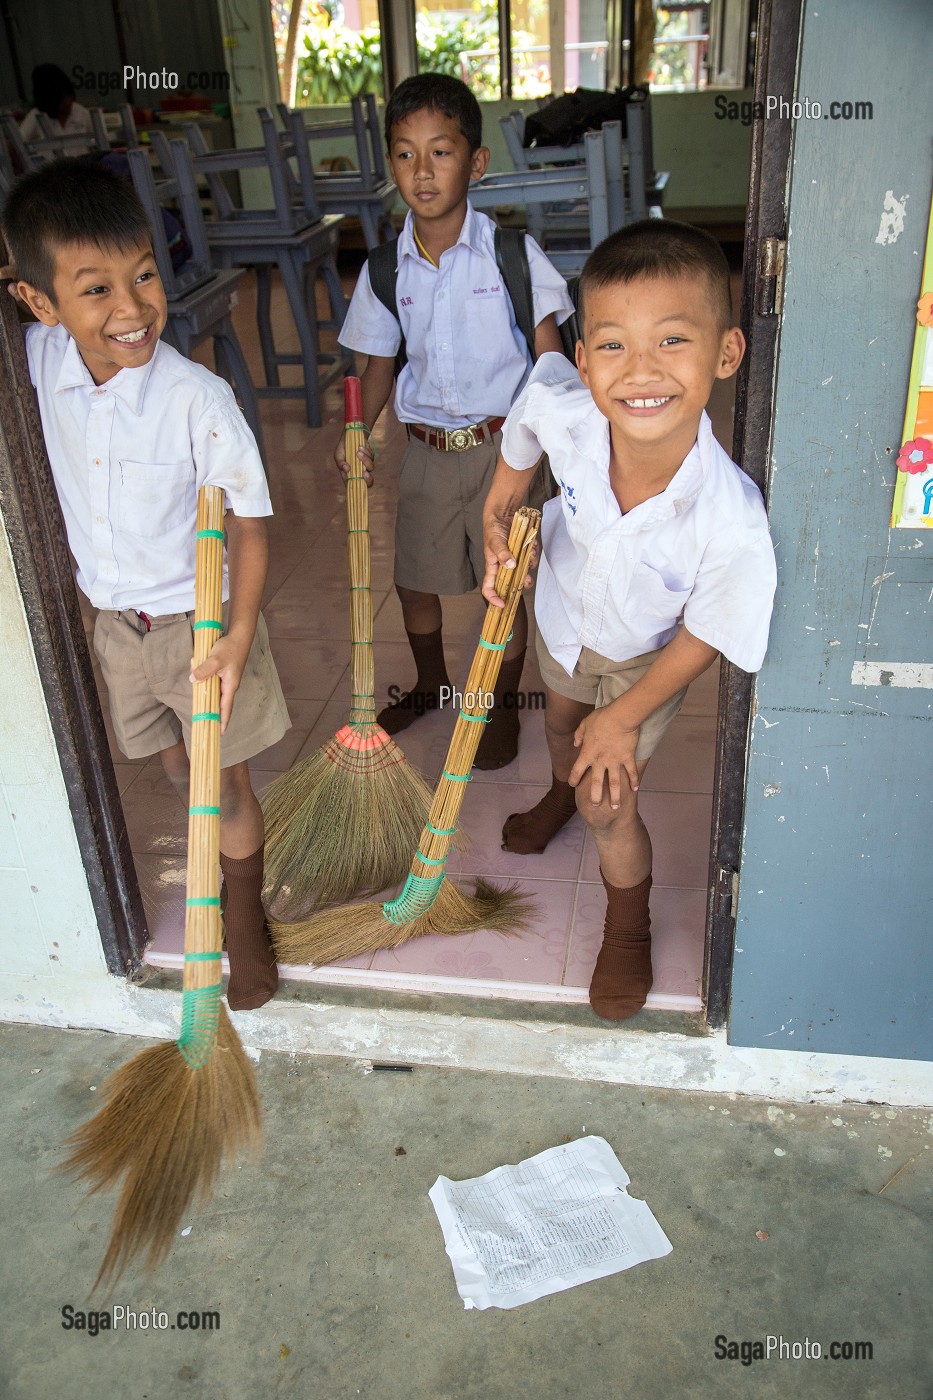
[336,73,574,769]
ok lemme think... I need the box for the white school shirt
[25,322,272,615]
[19,102,94,153]
[338,203,575,428]
[501,353,777,675]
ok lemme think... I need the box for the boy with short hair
[336,72,574,769]
[482,220,777,1020]
[2,158,290,1010]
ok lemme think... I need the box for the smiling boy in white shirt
[3,158,290,1011]
[482,220,776,1021]
[337,73,574,768]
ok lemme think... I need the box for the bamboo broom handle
[406,508,540,877]
[182,486,225,1007]
[343,377,375,729]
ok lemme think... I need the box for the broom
[270,508,542,967]
[59,486,261,1289]
[260,376,433,917]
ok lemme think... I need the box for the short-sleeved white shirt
[19,102,94,153]
[501,353,777,675]
[26,322,272,616]
[338,203,575,429]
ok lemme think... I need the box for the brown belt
[407,418,505,452]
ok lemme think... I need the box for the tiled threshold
[143,948,703,1014]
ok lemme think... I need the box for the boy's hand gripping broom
[270,508,542,966]
[59,486,261,1289]
[260,377,433,917]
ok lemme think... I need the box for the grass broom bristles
[60,1006,260,1290]
[58,486,261,1289]
[272,876,536,964]
[269,509,542,967]
[261,727,433,916]
[261,377,432,917]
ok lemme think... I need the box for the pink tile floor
[93,263,739,1013]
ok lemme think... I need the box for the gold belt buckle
[445,425,482,451]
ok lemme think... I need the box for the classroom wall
[0,0,226,110]
[0,515,110,1022]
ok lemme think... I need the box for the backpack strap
[367,239,407,376]
[559,275,582,360]
[494,226,537,364]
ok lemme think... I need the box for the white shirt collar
[397,201,484,264]
[566,398,712,528]
[54,331,158,416]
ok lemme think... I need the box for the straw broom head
[58,487,261,1289]
[269,508,543,966]
[272,876,535,965]
[261,376,433,916]
[59,1005,260,1289]
[261,725,433,916]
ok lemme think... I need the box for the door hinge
[716,865,740,917]
[757,236,787,317]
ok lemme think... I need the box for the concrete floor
[1,1022,930,1400]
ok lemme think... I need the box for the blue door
[729,0,933,1059]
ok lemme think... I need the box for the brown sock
[219,844,279,1011]
[588,871,653,1021]
[501,772,577,853]
[377,626,451,735]
[474,650,525,770]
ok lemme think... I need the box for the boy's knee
[159,741,189,790]
[576,785,638,833]
[544,714,581,746]
[219,762,254,823]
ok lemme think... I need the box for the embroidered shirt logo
[472,283,502,296]
[400,296,413,307]
[560,479,578,515]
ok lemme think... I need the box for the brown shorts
[93,603,290,767]
[393,431,501,595]
[535,631,687,763]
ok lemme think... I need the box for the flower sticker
[917,291,933,327]
[896,437,933,473]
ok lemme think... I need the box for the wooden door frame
[703,0,803,1027]
[1,6,802,1007]
[0,288,147,976]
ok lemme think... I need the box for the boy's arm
[533,314,563,357]
[570,626,719,805]
[481,454,538,605]
[333,353,396,487]
[191,511,268,733]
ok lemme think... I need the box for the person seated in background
[18,64,93,152]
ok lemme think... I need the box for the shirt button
[96,515,105,523]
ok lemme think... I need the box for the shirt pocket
[118,461,194,537]
[633,562,693,623]
[463,290,512,367]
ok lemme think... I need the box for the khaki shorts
[535,631,687,763]
[93,603,290,767]
[394,431,501,595]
